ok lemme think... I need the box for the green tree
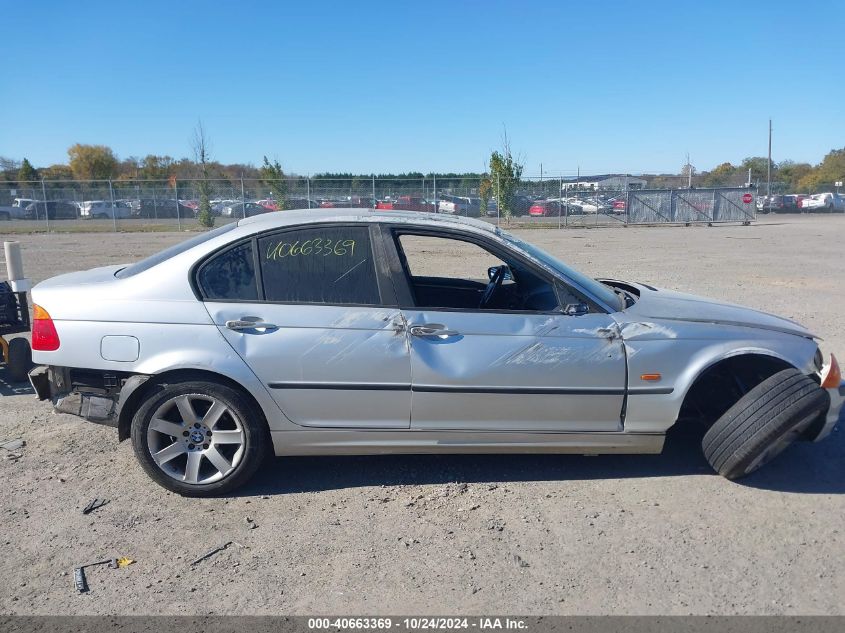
[701,162,737,187]
[799,148,845,192]
[18,158,38,183]
[740,156,773,185]
[489,134,523,220]
[478,176,493,215]
[192,122,215,228]
[67,144,118,180]
[260,156,288,210]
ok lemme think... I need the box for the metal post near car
[306,176,311,209]
[108,180,118,232]
[558,175,562,229]
[241,175,247,218]
[175,181,182,231]
[40,178,50,232]
[372,175,376,208]
[433,174,437,215]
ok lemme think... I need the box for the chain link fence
[0,176,756,232]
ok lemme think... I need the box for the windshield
[115,223,238,278]
[499,231,622,310]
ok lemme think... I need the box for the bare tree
[192,121,214,227]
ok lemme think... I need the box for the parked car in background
[756,195,785,213]
[131,199,195,219]
[527,200,562,217]
[376,196,435,213]
[257,199,280,210]
[438,196,488,217]
[24,201,79,220]
[0,199,33,220]
[79,200,133,219]
[801,193,845,212]
[221,202,270,218]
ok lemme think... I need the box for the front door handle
[225,319,278,331]
[410,324,459,339]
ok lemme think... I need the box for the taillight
[32,304,61,351]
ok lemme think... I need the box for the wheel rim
[146,394,246,485]
[743,411,818,476]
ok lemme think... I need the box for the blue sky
[2,0,843,176]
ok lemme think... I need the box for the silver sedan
[28,210,844,495]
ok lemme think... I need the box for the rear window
[115,223,238,279]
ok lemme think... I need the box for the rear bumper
[29,365,120,428]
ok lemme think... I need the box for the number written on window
[257,227,379,305]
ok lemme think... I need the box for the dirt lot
[1,215,843,615]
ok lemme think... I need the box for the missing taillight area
[31,304,61,351]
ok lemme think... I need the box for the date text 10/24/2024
[308,618,529,631]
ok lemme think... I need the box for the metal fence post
[558,175,562,229]
[306,176,311,209]
[495,173,500,226]
[240,175,246,218]
[372,175,376,208]
[625,189,630,226]
[433,174,437,214]
[175,181,182,231]
[108,179,118,232]
[40,178,50,232]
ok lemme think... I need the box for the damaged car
[28,210,844,496]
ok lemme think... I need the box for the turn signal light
[640,373,662,381]
[32,304,61,351]
[820,354,841,389]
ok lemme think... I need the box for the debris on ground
[72,557,135,593]
[82,498,109,515]
[0,438,25,451]
[512,554,530,568]
[190,541,243,567]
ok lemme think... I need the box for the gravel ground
[0,214,843,615]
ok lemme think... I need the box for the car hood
[614,283,816,339]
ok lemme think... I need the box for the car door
[386,229,626,432]
[198,223,412,429]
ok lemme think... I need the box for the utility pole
[767,118,772,198]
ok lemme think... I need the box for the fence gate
[627,187,755,225]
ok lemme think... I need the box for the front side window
[257,226,380,305]
[395,232,559,312]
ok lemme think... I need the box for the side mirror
[563,303,589,316]
[487,265,513,281]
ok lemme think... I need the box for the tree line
[1,144,842,194]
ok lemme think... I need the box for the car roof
[237,208,498,234]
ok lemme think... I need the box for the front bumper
[814,380,845,442]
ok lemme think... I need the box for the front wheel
[131,380,269,496]
[702,368,829,479]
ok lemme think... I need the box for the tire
[702,368,829,479]
[131,379,269,496]
[0,211,9,221]
[7,337,32,382]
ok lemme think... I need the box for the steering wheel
[480,265,506,309]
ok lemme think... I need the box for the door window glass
[197,241,258,301]
[258,226,380,305]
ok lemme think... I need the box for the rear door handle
[225,319,278,331]
[410,324,459,338]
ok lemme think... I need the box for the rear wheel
[702,368,829,479]
[0,211,10,221]
[131,380,269,496]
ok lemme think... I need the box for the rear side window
[197,241,258,301]
[257,226,380,305]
